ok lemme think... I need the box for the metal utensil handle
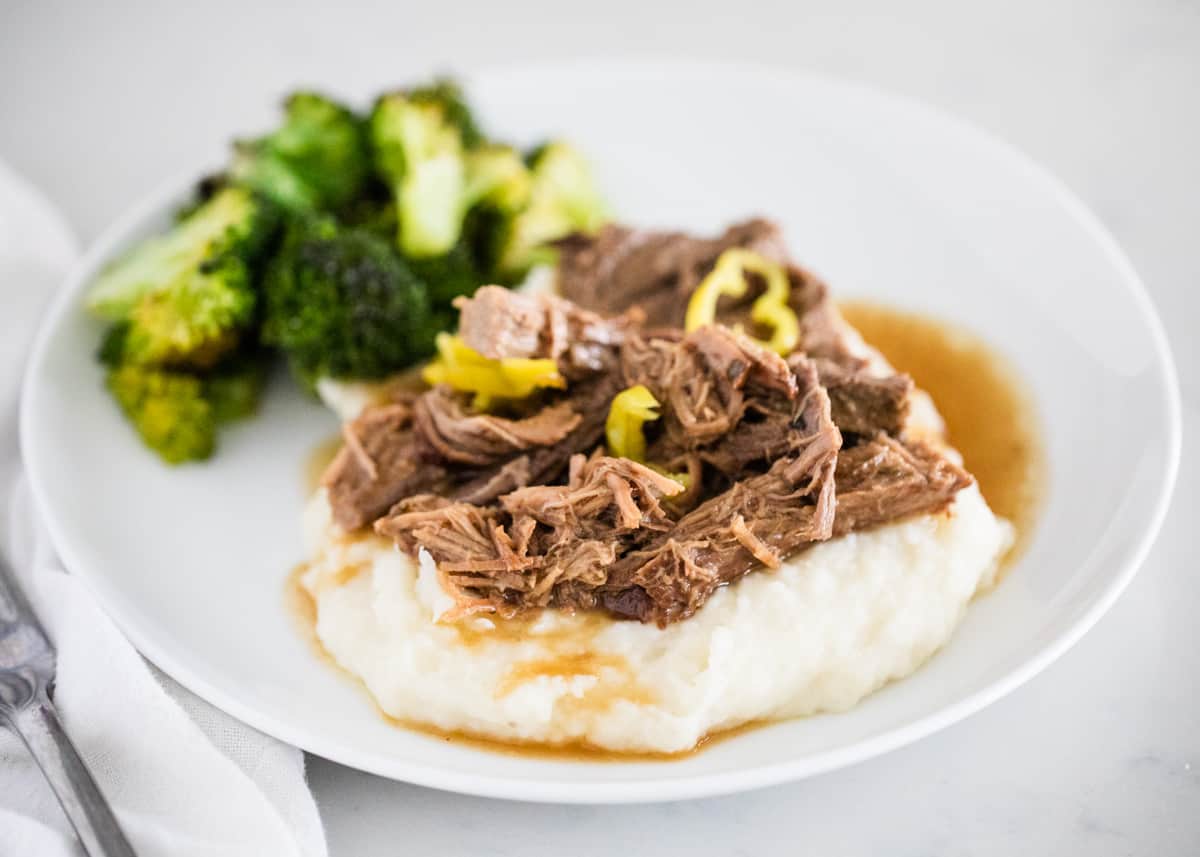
[7,694,137,856]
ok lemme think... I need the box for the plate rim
[20,58,1183,804]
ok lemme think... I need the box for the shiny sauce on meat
[289,301,1042,760]
[839,301,1043,562]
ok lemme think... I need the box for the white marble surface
[2,0,1197,853]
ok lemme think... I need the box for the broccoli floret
[337,188,397,240]
[370,90,468,258]
[87,187,276,369]
[87,183,275,467]
[262,217,433,384]
[120,253,256,369]
[97,321,131,366]
[465,144,531,213]
[106,364,217,464]
[529,143,608,229]
[86,187,274,321]
[369,80,529,254]
[206,351,268,423]
[408,78,484,148]
[101,337,266,463]
[368,81,542,309]
[170,175,226,223]
[407,239,483,307]
[230,92,370,212]
[493,142,608,278]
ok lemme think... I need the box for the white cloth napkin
[0,160,328,857]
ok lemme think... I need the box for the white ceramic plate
[21,61,1181,803]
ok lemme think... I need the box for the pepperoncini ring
[684,253,748,334]
[605,385,689,493]
[684,248,801,355]
[422,333,565,409]
[605,384,660,463]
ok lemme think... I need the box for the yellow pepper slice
[422,333,565,409]
[684,252,749,334]
[750,290,801,355]
[606,385,690,492]
[684,249,801,355]
[651,463,692,492]
[605,384,660,462]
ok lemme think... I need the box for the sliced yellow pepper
[605,384,660,463]
[684,252,748,334]
[422,333,565,410]
[606,385,689,492]
[651,463,692,492]
[750,290,801,355]
[684,248,801,355]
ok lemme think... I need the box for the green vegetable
[494,142,608,278]
[206,352,269,423]
[86,187,275,322]
[369,84,529,259]
[408,78,484,148]
[120,253,255,369]
[407,240,482,306]
[170,175,225,223]
[97,321,131,367]
[230,92,370,213]
[338,193,397,241]
[465,144,531,213]
[88,186,276,463]
[262,216,433,384]
[370,90,467,257]
[106,364,217,464]
[88,77,611,467]
[102,345,268,464]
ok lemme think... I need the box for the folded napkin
[0,160,328,857]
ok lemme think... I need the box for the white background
[3,1,1197,853]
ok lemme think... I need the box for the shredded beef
[500,453,683,541]
[373,341,842,624]
[556,219,790,327]
[377,454,686,619]
[323,400,451,531]
[695,353,841,478]
[599,456,835,623]
[447,368,627,505]
[810,357,913,438]
[323,224,978,626]
[624,325,797,446]
[622,327,837,483]
[829,435,972,530]
[454,285,630,379]
[414,387,581,467]
[557,219,875,373]
[327,368,626,530]
[556,218,921,440]
[599,436,971,623]
[324,289,628,530]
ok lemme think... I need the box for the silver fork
[0,553,137,856]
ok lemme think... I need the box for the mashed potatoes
[305,271,1013,753]
[301,482,1012,754]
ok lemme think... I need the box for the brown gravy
[289,301,1042,761]
[285,563,327,664]
[375,715,766,763]
[839,301,1043,562]
[285,564,714,762]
